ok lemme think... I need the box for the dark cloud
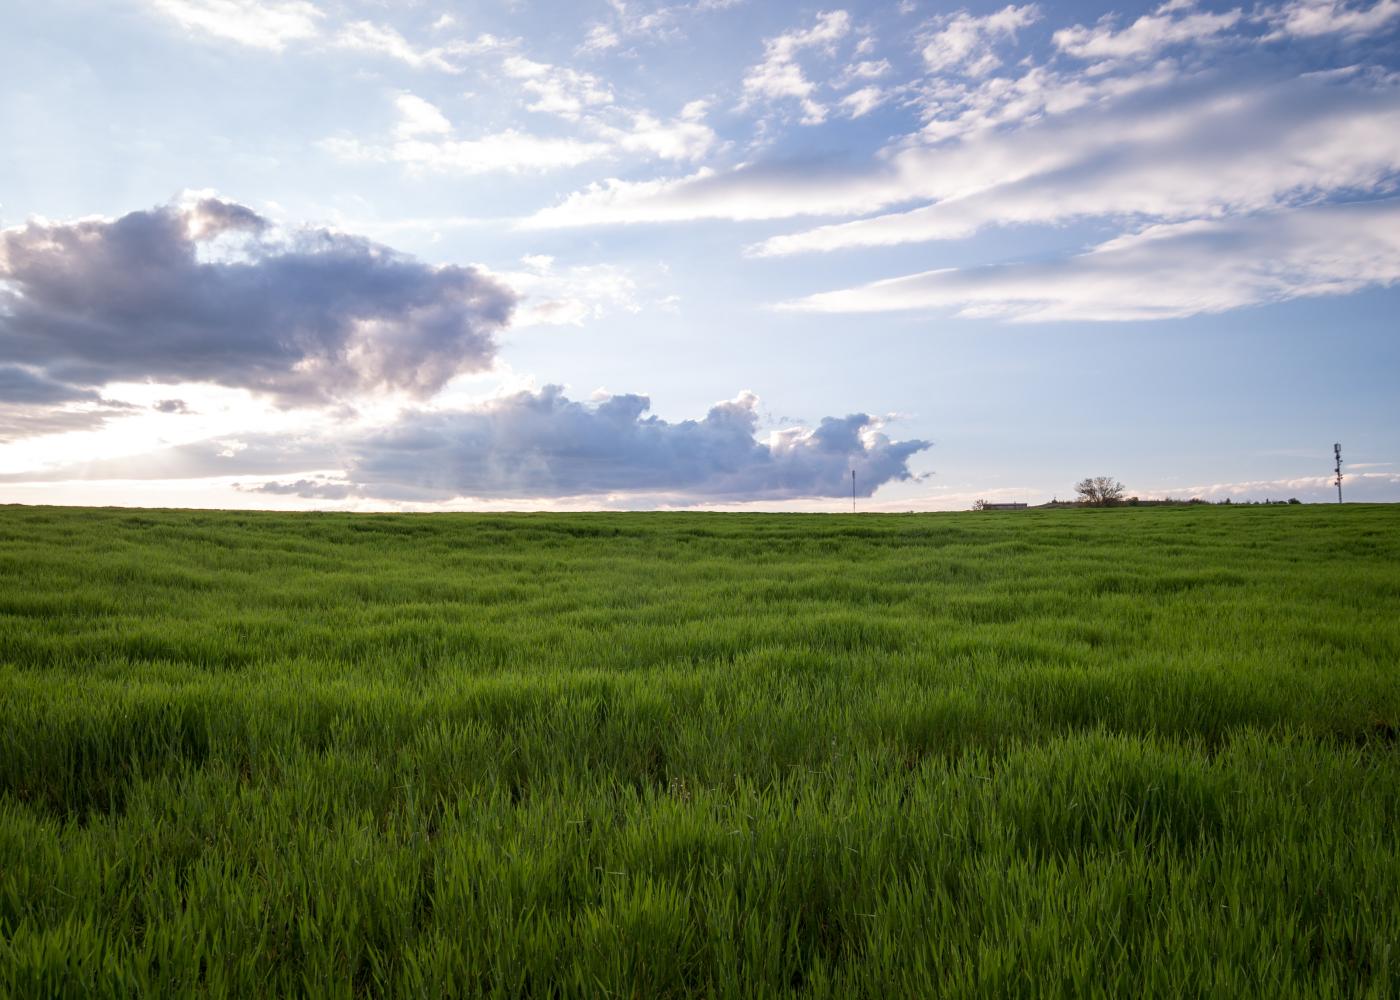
[154,399,192,414]
[343,386,930,502]
[0,366,137,442]
[240,478,354,500]
[0,365,100,405]
[0,405,121,443]
[0,198,516,405]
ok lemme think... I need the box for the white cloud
[1263,0,1400,38]
[839,58,893,84]
[324,130,611,174]
[1144,472,1400,502]
[1053,1,1243,62]
[914,57,1180,142]
[585,0,748,51]
[489,256,644,327]
[921,4,1040,77]
[326,69,714,174]
[580,24,621,52]
[779,199,1400,321]
[148,0,321,51]
[741,10,852,125]
[334,21,504,72]
[840,86,887,118]
[392,94,451,138]
[753,72,1400,254]
[601,109,717,160]
[503,56,615,120]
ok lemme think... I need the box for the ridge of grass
[2,504,1397,997]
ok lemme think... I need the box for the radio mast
[1334,443,1343,504]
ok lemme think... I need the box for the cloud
[1145,471,1400,502]
[779,198,1400,321]
[1262,0,1400,38]
[333,21,470,72]
[840,86,888,118]
[240,476,353,499]
[326,82,712,173]
[0,368,135,442]
[912,55,1181,143]
[742,10,852,125]
[393,94,452,138]
[1053,1,1243,62]
[921,4,1040,77]
[0,366,101,405]
[752,70,1400,254]
[326,131,612,174]
[342,386,929,502]
[0,198,515,405]
[523,160,901,228]
[582,0,748,52]
[580,24,621,52]
[148,0,322,51]
[486,255,643,328]
[502,56,616,120]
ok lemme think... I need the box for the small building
[981,502,1028,511]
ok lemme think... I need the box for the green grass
[1,503,1397,998]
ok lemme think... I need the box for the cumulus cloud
[342,386,929,502]
[0,198,515,405]
[921,4,1040,76]
[741,10,852,125]
[148,0,322,51]
[780,198,1400,321]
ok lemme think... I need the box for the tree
[1075,476,1126,506]
[972,499,987,511]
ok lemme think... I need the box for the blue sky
[1,0,1397,509]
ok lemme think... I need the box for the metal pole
[1334,443,1343,504]
[851,470,856,514]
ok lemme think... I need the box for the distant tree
[1074,476,1127,506]
[1288,497,1301,504]
[972,499,987,511]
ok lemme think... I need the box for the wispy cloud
[754,71,1400,254]
[1053,0,1242,62]
[779,198,1400,321]
[149,0,322,51]
[333,20,502,72]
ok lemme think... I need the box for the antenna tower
[851,469,856,514]
[1334,443,1343,504]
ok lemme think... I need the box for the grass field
[1,503,1398,998]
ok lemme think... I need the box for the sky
[1,0,1397,511]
